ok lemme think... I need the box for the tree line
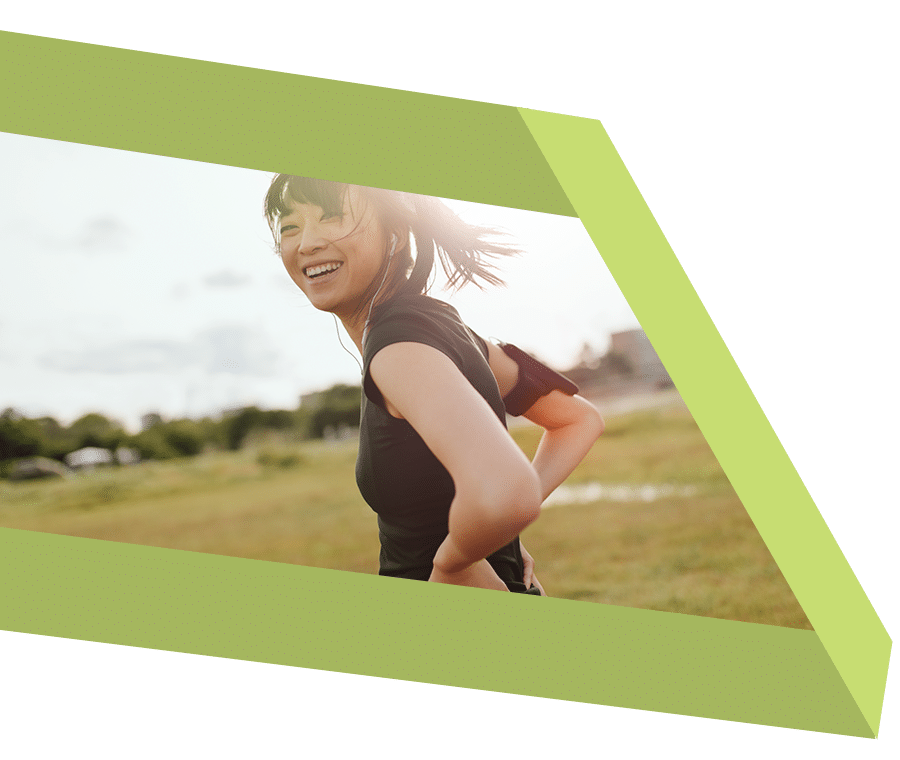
[0,383,362,475]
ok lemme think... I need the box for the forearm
[429,557,511,591]
[531,411,604,500]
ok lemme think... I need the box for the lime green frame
[0,31,890,737]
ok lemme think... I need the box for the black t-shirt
[355,293,529,592]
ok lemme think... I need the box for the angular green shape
[515,107,892,735]
[0,30,574,217]
[0,528,874,736]
[0,31,890,736]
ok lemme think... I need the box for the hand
[429,558,510,592]
[520,540,546,596]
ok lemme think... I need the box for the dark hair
[264,175,520,317]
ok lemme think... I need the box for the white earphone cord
[334,234,398,376]
[333,314,363,374]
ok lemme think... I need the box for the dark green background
[0,2,900,757]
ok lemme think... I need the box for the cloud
[38,325,282,377]
[203,270,252,288]
[73,216,130,253]
[170,283,191,300]
[40,339,195,374]
[26,215,132,255]
[194,325,280,376]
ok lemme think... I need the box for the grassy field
[0,405,812,629]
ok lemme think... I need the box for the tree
[68,413,126,450]
[196,415,227,450]
[127,427,180,461]
[161,419,205,457]
[224,406,265,450]
[33,416,78,461]
[123,417,207,460]
[0,414,43,461]
[308,384,361,439]
[261,409,296,430]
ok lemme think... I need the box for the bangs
[264,175,350,236]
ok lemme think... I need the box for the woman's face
[278,187,390,320]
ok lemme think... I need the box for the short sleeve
[361,297,469,412]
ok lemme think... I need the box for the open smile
[304,261,344,281]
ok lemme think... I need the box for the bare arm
[484,342,604,596]
[369,342,543,590]
[486,341,605,500]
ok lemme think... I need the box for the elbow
[576,395,605,440]
[454,464,542,541]
[590,405,605,439]
[484,465,542,534]
[507,466,543,530]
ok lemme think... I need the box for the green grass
[0,407,812,629]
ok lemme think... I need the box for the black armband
[499,342,579,416]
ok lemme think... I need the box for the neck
[342,275,407,353]
[336,290,388,353]
[339,311,367,354]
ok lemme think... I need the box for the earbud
[389,234,398,257]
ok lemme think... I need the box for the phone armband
[499,342,579,416]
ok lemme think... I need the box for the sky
[0,132,639,431]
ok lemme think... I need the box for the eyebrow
[278,210,302,226]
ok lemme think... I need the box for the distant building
[115,446,140,465]
[609,329,671,386]
[140,413,163,431]
[300,391,324,410]
[64,447,114,470]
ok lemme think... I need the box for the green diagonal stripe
[0,30,574,216]
[0,528,873,736]
[516,105,891,735]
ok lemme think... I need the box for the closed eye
[279,211,341,237]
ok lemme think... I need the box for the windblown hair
[264,175,520,318]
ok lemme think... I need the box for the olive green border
[0,31,573,216]
[0,30,890,736]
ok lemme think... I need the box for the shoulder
[362,294,469,414]
[364,294,471,363]
[368,341,462,418]
[366,294,459,337]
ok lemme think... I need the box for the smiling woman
[264,175,605,594]
[274,185,388,321]
[264,176,517,333]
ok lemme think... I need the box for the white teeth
[305,262,342,278]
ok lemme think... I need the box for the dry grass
[0,406,812,629]
[522,496,811,627]
[0,442,378,574]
